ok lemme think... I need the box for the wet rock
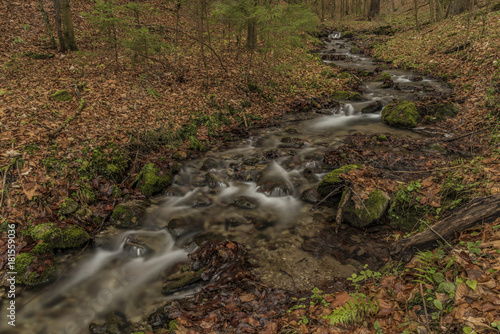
[361,101,383,114]
[358,69,375,77]
[14,253,58,287]
[278,137,308,148]
[332,91,350,100]
[111,200,147,228]
[91,312,129,334]
[172,150,188,161]
[243,156,262,166]
[31,222,90,249]
[246,213,276,230]
[165,186,187,197]
[300,188,321,204]
[409,75,423,82]
[263,149,281,160]
[134,163,171,196]
[232,196,258,209]
[193,232,225,246]
[190,193,212,207]
[382,100,421,128]
[205,172,227,188]
[148,307,173,329]
[162,270,203,294]
[379,79,394,89]
[348,92,365,101]
[257,179,292,196]
[285,128,299,134]
[341,188,390,227]
[233,170,260,182]
[123,237,153,257]
[225,216,252,229]
[350,46,361,54]
[376,72,391,81]
[342,31,354,38]
[302,168,319,183]
[317,164,361,197]
[166,216,203,238]
[201,158,219,171]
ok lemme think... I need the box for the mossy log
[391,195,500,261]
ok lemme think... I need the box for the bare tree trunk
[369,0,380,18]
[38,0,56,49]
[53,0,66,52]
[60,0,78,51]
[447,0,471,17]
[246,18,257,50]
[429,0,436,22]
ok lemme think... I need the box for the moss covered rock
[135,163,171,196]
[317,164,361,197]
[377,72,392,81]
[429,102,458,121]
[31,222,90,249]
[51,89,72,102]
[111,200,147,228]
[382,100,421,128]
[358,69,375,77]
[59,197,79,215]
[162,269,203,294]
[341,188,390,227]
[332,91,350,100]
[14,253,58,286]
[350,46,361,54]
[348,92,365,101]
[387,181,432,232]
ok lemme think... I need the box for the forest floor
[1,0,500,333]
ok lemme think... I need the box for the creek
[4,32,451,334]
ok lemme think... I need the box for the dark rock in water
[243,156,262,166]
[193,174,208,187]
[257,178,292,197]
[285,128,299,134]
[350,46,361,54]
[205,172,227,188]
[361,101,383,114]
[233,196,258,209]
[278,137,308,148]
[123,238,152,257]
[233,170,260,182]
[300,188,321,204]
[165,186,187,197]
[201,158,219,171]
[263,149,281,160]
[190,193,212,208]
[148,305,175,329]
[89,312,129,334]
[166,216,202,238]
[409,75,423,82]
[379,79,393,89]
[162,270,203,294]
[225,216,251,230]
[358,69,375,77]
[245,214,276,230]
[193,232,225,246]
[303,168,319,183]
[111,200,147,229]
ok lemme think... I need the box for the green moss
[111,200,146,228]
[332,91,350,100]
[162,270,203,294]
[342,31,354,38]
[377,72,391,81]
[348,92,364,101]
[59,197,79,215]
[169,320,179,332]
[382,101,421,128]
[51,89,72,102]
[429,103,458,121]
[24,52,54,60]
[32,242,53,255]
[350,46,361,54]
[14,253,57,286]
[377,135,388,141]
[86,146,130,181]
[342,188,389,227]
[111,204,133,226]
[358,70,375,77]
[77,183,96,204]
[135,163,171,196]
[31,223,90,249]
[317,164,361,197]
[338,72,352,79]
[189,136,208,152]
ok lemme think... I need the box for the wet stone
[361,100,383,114]
[233,170,260,182]
[190,193,212,208]
[409,75,423,82]
[205,172,227,188]
[123,238,152,257]
[201,158,219,171]
[303,168,319,183]
[257,180,292,197]
[232,196,258,209]
[300,188,321,204]
[243,156,262,166]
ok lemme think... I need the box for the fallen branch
[443,126,491,142]
[391,195,500,260]
[336,188,351,233]
[0,165,9,213]
[310,185,343,211]
[49,98,86,139]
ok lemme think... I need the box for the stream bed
[3,32,452,334]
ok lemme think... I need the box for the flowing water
[2,33,452,334]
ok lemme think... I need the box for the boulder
[134,163,171,196]
[31,222,90,249]
[341,188,390,227]
[232,196,258,209]
[429,102,458,121]
[59,197,79,215]
[14,253,58,286]
[300,188,321,204]
[361,101,383,114]
[111,200,147,228]
[382,101,421,128]
[317,164,361,197]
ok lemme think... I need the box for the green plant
[347,264,382,290]
[323,293,379,325]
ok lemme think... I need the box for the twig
[419,282,431,332]
[310,185,343,211]
[419,218,455,249]
[242,113,249,128]
[49,98,86,139]
[443,126,491,142]
[16,160,26,194]
[336,188,351,233]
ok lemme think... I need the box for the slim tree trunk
[39,0,56,49]
[246,18,257,50]
[60,0,78,51]
[429,0,436,22]
[369,0,380,18]
[414,0,420,30]
[53,0,66,52]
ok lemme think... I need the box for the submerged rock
[162,270,203,294]
[232,196,258,209]
[200,158,219,171]
[341,188,390,227]
[14,253,58,286]
[300,188,321,204]
[382,100,421,128]
[317,164,361,197]
[205,172,227,188]
[361,101,383,114]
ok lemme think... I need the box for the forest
[1,0,500,333]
